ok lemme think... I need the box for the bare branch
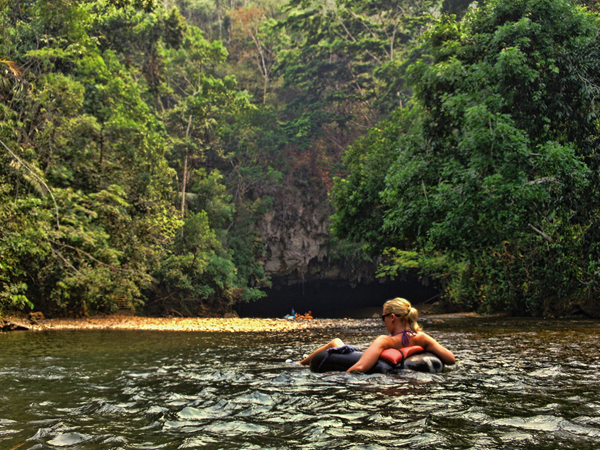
[528,223,554,243]
[324,134,347,153]
[51,247,82,276]
[527,177,559,185]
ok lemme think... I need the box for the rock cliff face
[259,189,378,286]
[240,188,440,318]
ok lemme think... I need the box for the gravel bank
[3,313,479,333]
[24,316,381,333]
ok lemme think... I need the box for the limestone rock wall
[259,189,378,285]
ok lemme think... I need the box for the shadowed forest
[2,0,600,318]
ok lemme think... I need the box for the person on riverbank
[298,297,455,372]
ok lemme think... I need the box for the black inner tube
[310,349,444,374]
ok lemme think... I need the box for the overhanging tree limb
[0,138,60,230]
[49,240,142,275]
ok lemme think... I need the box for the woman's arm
[418,334,455,365]
[345,332,455,373]
[299,338,345,365]
[346,335,393,373]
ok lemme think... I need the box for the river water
[1,317,600,449]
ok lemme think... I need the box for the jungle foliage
[1,0,449,316]
[4,0,593,318]
[1,0,453,317]
[0,0,266,316]
[332,0,600,316]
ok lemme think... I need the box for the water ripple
[1,319,600,449]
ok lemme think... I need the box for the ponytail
[406,307,422,333]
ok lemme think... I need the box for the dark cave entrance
[236,273,440,319]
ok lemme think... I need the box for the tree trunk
[180,115,193,237]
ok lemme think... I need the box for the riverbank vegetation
[1,0,447,317]
[2,0,599,318]
[332,0,600,317]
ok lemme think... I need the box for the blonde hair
[383,297,422,333]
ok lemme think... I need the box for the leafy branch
[0,138,60,230]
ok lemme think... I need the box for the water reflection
[0,318,599,449]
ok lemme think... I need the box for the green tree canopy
[0,0,267,316]
[332,0,600,316]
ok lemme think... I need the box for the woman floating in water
[299,297,455,372]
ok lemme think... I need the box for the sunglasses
[381,313,393,322]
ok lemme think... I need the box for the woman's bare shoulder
[410,332,436,345]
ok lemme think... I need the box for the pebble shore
[3,312,478,333]
[25,316,383,333]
